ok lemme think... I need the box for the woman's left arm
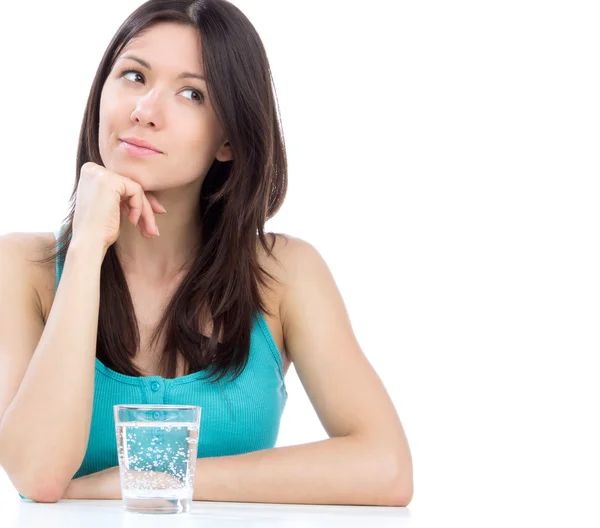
[192,238,412,506]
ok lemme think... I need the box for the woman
[0,0,412,506]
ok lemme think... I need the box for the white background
[1,1,599,526]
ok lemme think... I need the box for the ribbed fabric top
[19,227,287,499]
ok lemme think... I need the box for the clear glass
[114,404,201,514]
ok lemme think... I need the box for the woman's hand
[62,466,185,500]
[71,161,167,256]
[62,466,122,500]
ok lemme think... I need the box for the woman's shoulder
[0,231,56,322]
[256,232,323,314]
[0,231,56,273]
[256,232,313,373]
[255,232,312,291]
[256,231,312,263]
[0,230,55,251]
[258,232,322,277]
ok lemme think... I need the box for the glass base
[123,496,191,514]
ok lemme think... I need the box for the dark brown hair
[32,0,288,383]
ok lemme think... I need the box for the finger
[116,178,144,227]
[138,192,159,238]
[145,192,167,215]
[129,193,152,238]
[127,200,142,228]
[115,177,158,238]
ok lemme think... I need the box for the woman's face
[98,22,231,191]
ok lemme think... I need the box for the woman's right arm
[0,162,166,502]
[0,234,105,503]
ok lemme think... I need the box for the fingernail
[155,226,160,236]
[159,205,167,213]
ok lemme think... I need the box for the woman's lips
[120,140,163,157]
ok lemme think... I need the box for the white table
[3,499,412,527]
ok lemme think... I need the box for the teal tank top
[19,227,287,499]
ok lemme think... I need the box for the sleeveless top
[19,227,288,499]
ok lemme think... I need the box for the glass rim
[114,404,201,410]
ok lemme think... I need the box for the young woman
[0,0,412,506]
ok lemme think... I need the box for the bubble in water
[116,420,198,505]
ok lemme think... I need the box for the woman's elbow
[18,476,67,503]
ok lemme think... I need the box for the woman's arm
[0,236,105,502]
[192,437,409,506]
[188,239,411,506]
[63,436,409,506]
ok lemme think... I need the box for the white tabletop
[4,499,412,527]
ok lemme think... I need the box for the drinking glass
[114,404,201,514]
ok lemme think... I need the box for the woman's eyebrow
[117,54,205,82]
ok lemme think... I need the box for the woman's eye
[122,69,144,83]
[120,69,204,104]
[181,88,204,103]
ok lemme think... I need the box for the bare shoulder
[0,231,55,269]
[255,232,315,294]
[257,233,327,317]
[255,233,318,371]
[262,232,323,275]
[0,232,57,322]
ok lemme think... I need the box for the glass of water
[113,404,201,514]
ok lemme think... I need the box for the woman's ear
[215,141,233,162]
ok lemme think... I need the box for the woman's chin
[110,164,147,186]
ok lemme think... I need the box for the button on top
[153,411,161,420]
[150,381,160,392]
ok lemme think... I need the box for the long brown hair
[32,0,288,383]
